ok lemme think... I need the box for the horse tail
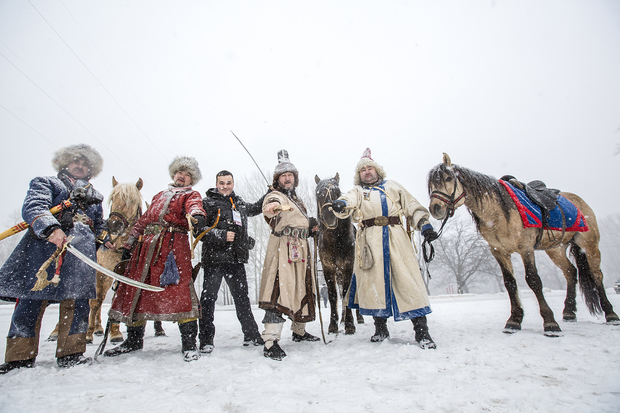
[569,242,603,316]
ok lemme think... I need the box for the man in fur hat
[259,150,320,361]
[105,156,207,362]
[332,148,439,348]
[0,144,110,374]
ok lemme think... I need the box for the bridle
[317,182,339,230]
[106,206,142,246]
[418,170,466,266]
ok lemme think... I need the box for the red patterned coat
[109,185,205,323]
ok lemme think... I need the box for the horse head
[314,173,342,229]
[427,153,467,220]
[106,177,144,244]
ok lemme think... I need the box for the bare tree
[598,213,620,287]
[0,210,24,267]
[428,216,502,294]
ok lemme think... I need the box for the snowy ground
[0,289,619,413]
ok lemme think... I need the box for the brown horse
[47,177,165,343]
[315,174,363,334]
[427,153,619,336]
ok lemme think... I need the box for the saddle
[500,175,564,249]
[500,175,560,213]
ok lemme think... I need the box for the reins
[317,182,339,230]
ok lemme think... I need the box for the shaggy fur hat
[272,149,299,188]
[52,144,103,179]
[354,147,386,186]
[169,156,202,185]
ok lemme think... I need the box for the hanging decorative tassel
[31,240,69,291]
[160,251,180,287]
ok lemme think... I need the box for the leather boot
[0,358,35,374]
[370,317,390,342]
[263,323,286,361]
[57,353,92,368]
[179,321,199,362]
[291,321,320,342]
[412,316,436,349]
[104,325,145,357]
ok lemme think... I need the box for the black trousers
[198,263,261,344]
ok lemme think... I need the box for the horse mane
[108,182,143,215]
[428,162,515,223]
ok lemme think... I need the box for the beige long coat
[335,180,431,321]
[259,191,316,323]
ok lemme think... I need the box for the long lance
[0,200,73,242]
[230,130,272,188]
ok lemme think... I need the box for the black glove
[71,187,103,206]
[422,224,439,242]
[193,215,208,236]
[121,247,132,261]
[332,200,347,213]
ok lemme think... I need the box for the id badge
[232,209,242,226]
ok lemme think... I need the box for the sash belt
[362,216,401,228]
[272,226,309,239]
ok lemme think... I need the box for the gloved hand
[332,200,347,213]
[193,215,208,236]
[422,224,439,242]
[121,247,132,262]
[71,187,103,206]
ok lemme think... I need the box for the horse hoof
[110,336,124,343]
[85,336,93,344]
[502,327,519,334]
[46,335,58,342]
[344,327,356,335]
[562,316,577,323]
[606,319,620,326]
[543,324,562,337]
[544,330,563,338]
[328,325,339,335]
[155,331,166,337]
[94,330,104,336]
[356,317,365,324]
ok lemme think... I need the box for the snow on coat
[109,185,205,323]
[259,191,316,323]
[335,180,432,321]
[0,175,105,300]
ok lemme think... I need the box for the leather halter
[430,172,466,219]
[317,182,339,230]
[106,207,142,245]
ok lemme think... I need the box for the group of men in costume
[0,143,438,372]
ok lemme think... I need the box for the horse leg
[355,309,364,324]
[571,236,620,324]
[491,250,524,333]
[109,322,124,343]
[341,303,355,335]
[545,246,578,322]
[521,251,561,337]
[154,320,166,336]
[324,269,340,334]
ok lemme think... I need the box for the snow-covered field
[0,289,619,413]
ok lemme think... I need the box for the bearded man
[332,148,439,349]
[105,156,207,362]
[0,144,109,373]
[259,150,319,360]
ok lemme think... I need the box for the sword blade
[66,244,164,292]
[230,130,271,187]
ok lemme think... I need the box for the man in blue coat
[0,144,110,374]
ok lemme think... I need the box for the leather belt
[144,223,187,236]
[362,216,401,228]
[272,226,309,239]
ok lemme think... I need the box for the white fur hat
[354,147,386,186]
[52,144,103,178]
[169,156,202,185]
[273,149,299,188]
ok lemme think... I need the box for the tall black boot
[179,321,199,362]
[412,316,436,349]
[370,317,390,342]
[104,325,145,357]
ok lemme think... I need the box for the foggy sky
[1,0,619,227]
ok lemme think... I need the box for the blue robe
[0,175,106,301]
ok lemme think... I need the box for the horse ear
[315,175,320,184]
[136,178,143,191]
[334,173,339,184]
[145,201,150,209]
[443,153,452,166]
[112,176,118,187]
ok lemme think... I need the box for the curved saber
[66,244,164,292]
[230,130,272,188]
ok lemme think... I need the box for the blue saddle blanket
[499,180,589,232]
